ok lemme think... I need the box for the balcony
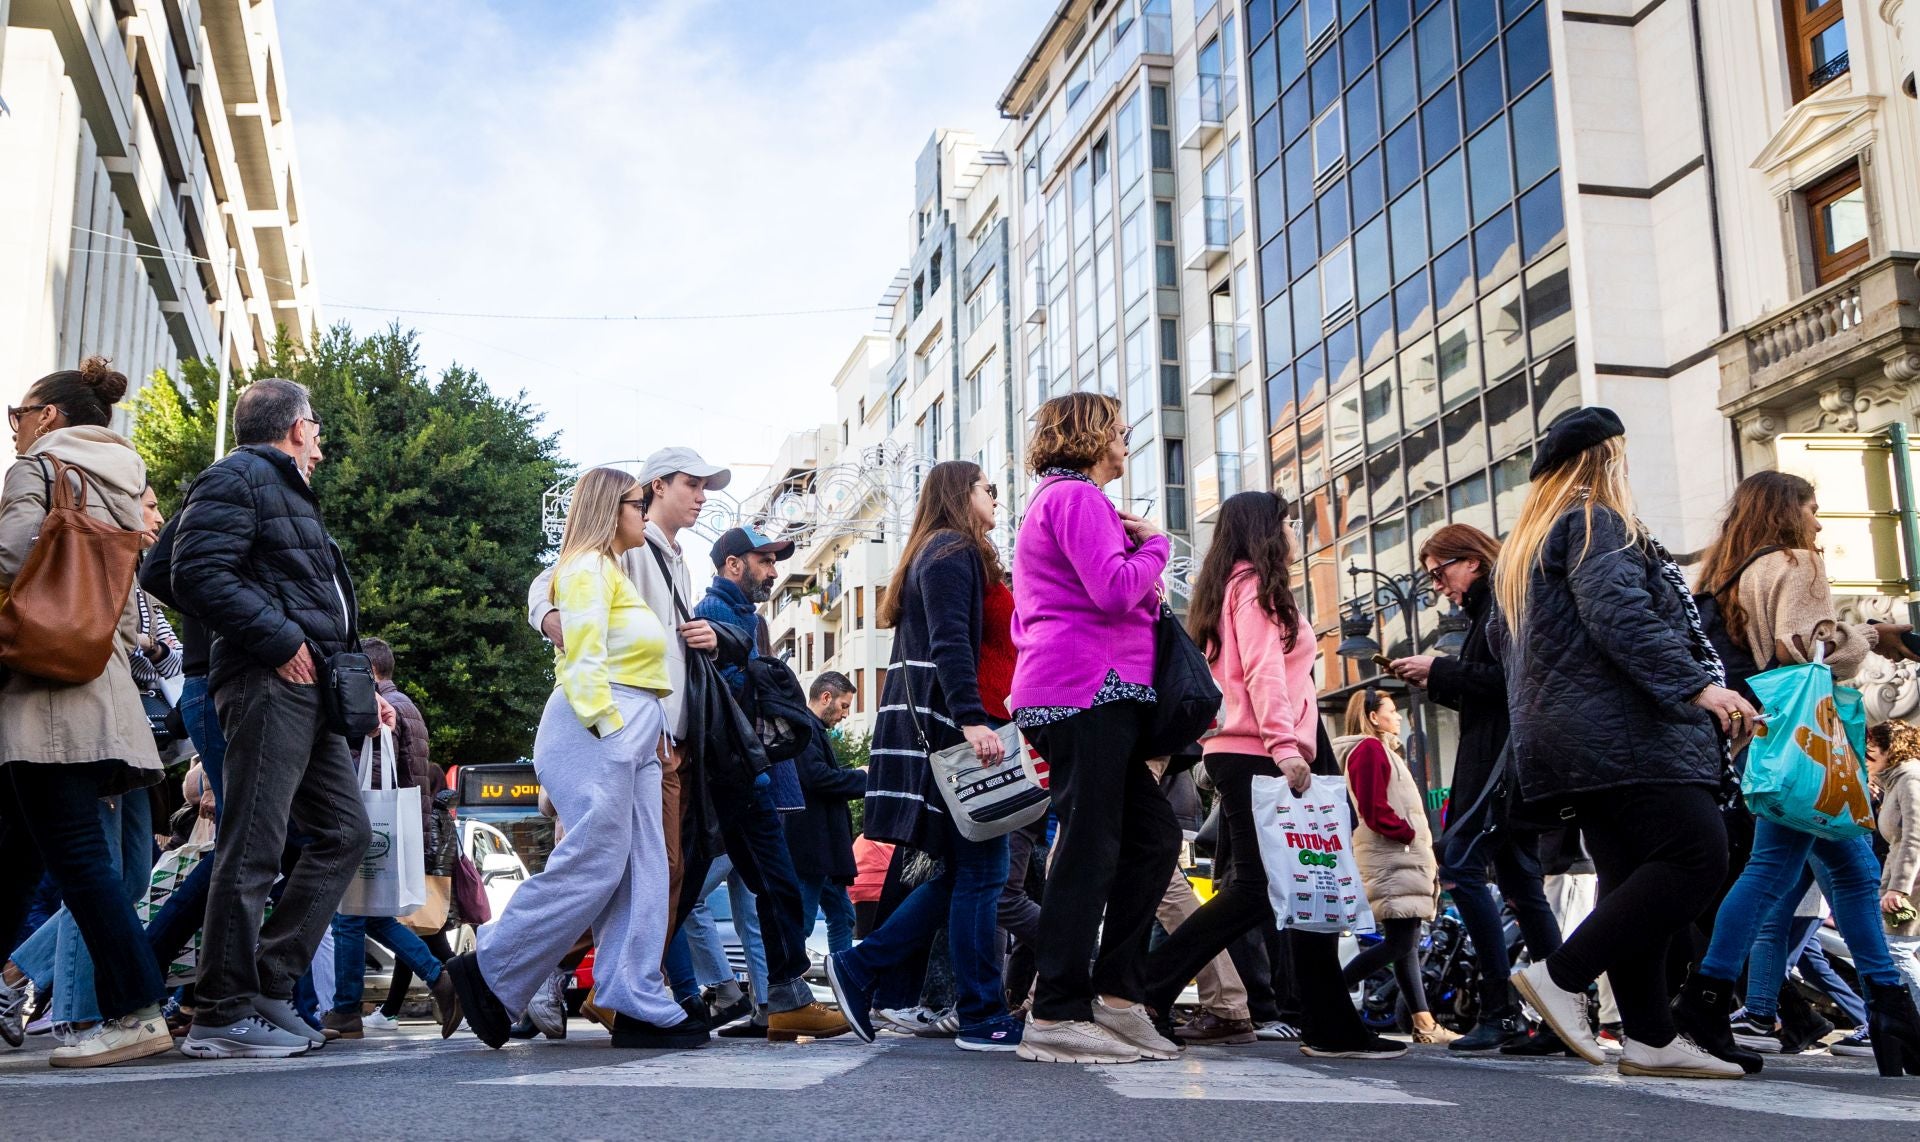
[1179,74,1239,151]
[821,565,846,617]
[1716,254,1920,420]
[1023,262,1047,325]
[1187,322,1247,394]
[1182,196,1234,271]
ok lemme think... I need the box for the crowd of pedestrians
[1,358,1918,1084]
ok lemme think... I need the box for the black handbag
[648,544,771,794]
[319,645,378,740]
[1134,596,1224,762]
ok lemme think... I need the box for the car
[445,819,532,960]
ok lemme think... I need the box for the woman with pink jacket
[1142,491,1404,1059]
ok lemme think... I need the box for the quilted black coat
[169,446,359,694]
[1499,504,1720,802]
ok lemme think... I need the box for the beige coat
[1880,763,1920,937]
[1737,549,1878,682]
[0,426,160,793]
[1335,732,1439,921]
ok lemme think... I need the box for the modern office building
[998,0,1264,597]
[0,0,321,414]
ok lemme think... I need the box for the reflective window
[1343,13,1376,79]
[1530,346,1578,432]
[1385,120,1423,197]
[1264,293,1294,370]
[1449,472,1494,535]
[1411,493,1447,561]
[1326,317,1360,390]
[1350,147,1385,222]
[1461,44,1505,132]
[1284,78,1313,141]
[1416,1,1456,96]
[1524,247,1573,356]
[1422,82,1461,166]
[1519,171,1564,261]
[1320,178,1352,248]
[1474,207,1518,287]
[1376,0,1413,45]
[1433,237,1473,318]
[1314,104,1347,176]
[1428,152,1469,255]
[1504,3,1549,93]
[1510,80,1557,190]
[1457,0,1498,57]
[1380,35,1417,127]
[1312,42,1344,115]
[1485,370,1530,456]
[1363,363,1401,455]
[1479,276,1526,383]
[1279,5,1308,87]
[1436,307,1480,410]
[1347,69,1381,155]
[1404,423,1444,498]
[1359,296,1395,369]
[1467,115,1510,224]
[1394,271,1432,342]
[1389,186,1427,281]
[1356,214,1391,305]
[1492,448,1531,535]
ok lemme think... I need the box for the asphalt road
[4,1020,1917,1140]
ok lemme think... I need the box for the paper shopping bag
[338,728,428,917]
[1252,773,1376,936]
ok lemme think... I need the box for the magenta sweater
[1010,475,1170,711]
[1204,565,1318,763]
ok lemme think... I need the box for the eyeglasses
[984,482,999,501]
[1426,557,1463,584]
[7,405,49,431]
[1120,425,1134,446]
[620,497,647,510]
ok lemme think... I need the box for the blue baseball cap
[711,525,795,567]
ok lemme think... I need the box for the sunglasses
[7,405,49,431]
[984,482,999,501]
[1425,557,1463,584]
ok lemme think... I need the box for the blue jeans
[834,830,1009,1028]
[1440,830,1563,1017]
[6,770,158,1023]
[1703,819,1900,995]
[331,914,443,1013]
[797,876,856,955]
[146,675,228,971]
[670,856,767,1006]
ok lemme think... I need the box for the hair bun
[78,356,129,405]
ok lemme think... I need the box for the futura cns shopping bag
[1251,773,1376,936]
[1743,645,1873,841]
[338,728,428,917]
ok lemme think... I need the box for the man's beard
[749,581,774,604]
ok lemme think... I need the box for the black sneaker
[1450,1011,1530,1053]
[1831,1027,1874,1057]
[446,952,512,1050]
[610,1013,708,1050]
[1730,1011,1784,1054]
[823,952,876,1043]
[1500,1024,1576,1057]
[716,1011,769,1039]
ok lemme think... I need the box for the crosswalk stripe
[1559,1074,1920,1121]
[0,1040,484,1086]
[466,1038,894,1089]
[1090,1050,1453,1104]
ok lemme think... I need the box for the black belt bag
[318,645,379,739]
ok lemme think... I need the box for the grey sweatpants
[476,687,683,1026]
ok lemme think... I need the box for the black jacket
[864,532,987,851]
[784,712,868,882]
[1501,504,1719,802]
[1428,574,1509,838]
[170,446,360,694]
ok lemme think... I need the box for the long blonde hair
[1494,437,1646,633]
[557,467,639,571]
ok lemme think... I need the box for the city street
[4,1021,1918,1139]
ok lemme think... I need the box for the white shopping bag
[137,834,216,986]
[1251,773,1376,936]
[337,727,428,918]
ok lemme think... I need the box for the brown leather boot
[767,1002,852,1042]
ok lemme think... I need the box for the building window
[967,268,994,335]
[1150,84,1174,171]
[1807,162,1869,284]
[854,587,865,631]
[804,633,814,671]
[1155,200,1178,287]
[824,631,837,661]
[913,275,925,319]
[841,420,850,445]
[930,250,944,295]
[855,668,866,713]
[1784,0,1849,101]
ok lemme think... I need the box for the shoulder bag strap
[647,540,695,625]
[1716,545,1786,595]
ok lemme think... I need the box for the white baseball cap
[638,446,731,491]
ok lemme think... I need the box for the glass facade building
[1241,0,1574,690]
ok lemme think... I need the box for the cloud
[277,0,1034,478]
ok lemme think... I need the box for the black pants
[2,761,165,1020]
[1342,917,1430,1014]
[199,668,371,1027]
[1025,702,1180,1022]
[679,779,812,1010]
[1441,829,1562,1015]
[1545,783,1727,1046]
[1142,753,1367,1045]
[1001,818,1048,1006]
[381,931,456,1017]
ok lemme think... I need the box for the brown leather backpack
[0,456,144,683]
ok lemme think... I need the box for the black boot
[1450,1007,1530,1053]
[1775,983,1834,1055]
[611,1012,710,1050]
[1865,980,1920,1078]
[1672,970,1764,1075]
[1500,1023,1575,1057]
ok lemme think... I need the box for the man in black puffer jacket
[169,377,374,1060]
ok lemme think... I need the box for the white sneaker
[1511,962,1604,1066]
[49,1012,173,1069]
[526,971,568,1040]
[180,1014,312,1059]
[1255,1020,1301,1042]
[0,975,28,1047]
[913,1007,961,1038]
[1619,1033,1744,1079]
[873,1006,935,1035]
[1091,1002,1181,1060]
[1016,1018,1144,1064]
[361,1012,400,1032]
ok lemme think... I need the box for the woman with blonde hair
[447,467,700,1051]
[1496,408,1756,1080]
[1335,689,1452,1044]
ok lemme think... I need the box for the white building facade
[0,0,321,413]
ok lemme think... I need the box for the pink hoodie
[1204,565,1317,763]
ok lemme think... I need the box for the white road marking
[0,1040,486,1086]
[468,1038,893,1090]
[1090,1050,1452,1104]
[1560,1074,1920,1121]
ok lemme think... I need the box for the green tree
[830,728,872,835]
[133,323,570,763]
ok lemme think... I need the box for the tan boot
[767,1002,851,1042]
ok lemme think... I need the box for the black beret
[1531,406,1626,479]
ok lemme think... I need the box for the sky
[276,0,1035,497]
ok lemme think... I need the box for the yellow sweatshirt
[552,551,672,736]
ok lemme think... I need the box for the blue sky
[275,0,1034,477]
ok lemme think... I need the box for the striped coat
[863,532,989,853]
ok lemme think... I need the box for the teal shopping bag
[1742,657,1873,840]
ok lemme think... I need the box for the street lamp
[1432,605,1470,656]
[1337,561,1448,824]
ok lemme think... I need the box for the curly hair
[1026,391,1122,475]
[1868,720,1920,768]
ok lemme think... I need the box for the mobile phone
[1371,653,1394,671]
